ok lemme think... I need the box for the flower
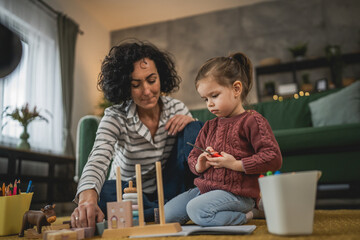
[1,103,49,129]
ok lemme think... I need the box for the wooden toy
[124,181,137,193]
[46,229,77,240]
[82,227,95,239]
[43,223,70,231]
[106,167,134,229]
[102,162,181,238]
[71,228,85,240]
[123,181,139,226]
[19,204,56,237]
[107,201,133,228]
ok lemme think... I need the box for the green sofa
[191,85,360,186]
[75,83,360,188]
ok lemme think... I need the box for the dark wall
[111,0,360,108]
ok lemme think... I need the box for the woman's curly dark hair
[97,40,181,104]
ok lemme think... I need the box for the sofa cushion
[309,81,360,127]
[274,122,360,153]
[249,89,338,130]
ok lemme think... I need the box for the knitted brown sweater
[188,110,282,199]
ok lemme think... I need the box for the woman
[71,40,202,228]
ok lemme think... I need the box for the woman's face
[131,58,161,110]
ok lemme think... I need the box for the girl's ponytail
[230,52,253,101]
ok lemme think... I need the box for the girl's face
[131,58,161,111]
[196,77,244,118]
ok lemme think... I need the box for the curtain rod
[36,0,84,35]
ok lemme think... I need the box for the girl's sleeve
[241,113,282,174]
[187,121,209,175]
[74,110,121,203]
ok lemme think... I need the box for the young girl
[164,52,282,226]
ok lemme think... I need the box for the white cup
[259,170,321,235]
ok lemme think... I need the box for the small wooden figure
[19,204,56,237]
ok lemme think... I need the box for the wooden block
[83,227,95,238]
[71,228,85,240]
[46,229,77,240]
[42,223,70,232]
[102,222,181,238]
[107,201,133,229]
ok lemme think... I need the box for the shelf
[255,52,360,102]
[256,52,360,75]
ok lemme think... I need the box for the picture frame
[315,78,328,92]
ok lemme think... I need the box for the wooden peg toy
[102,162,181,238]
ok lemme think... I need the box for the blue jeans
[98,121,203,222]
[164,188,255,226]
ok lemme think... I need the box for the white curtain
[0,0,64,153]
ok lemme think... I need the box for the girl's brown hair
[195,52,253,103]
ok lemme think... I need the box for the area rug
[2,210,359,240]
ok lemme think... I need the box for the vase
[18,126,30,150]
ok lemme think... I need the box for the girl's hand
[207,151,244,171]
[195,152,212,173]
[165,115,195,136]
[71,189,105,228]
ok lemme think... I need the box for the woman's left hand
[165,114,195,136]
[207,152,244,172]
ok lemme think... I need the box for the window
[0,0,64,153]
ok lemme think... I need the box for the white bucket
[258,170,321,235]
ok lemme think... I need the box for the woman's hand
[165,115,195,136]
[207,151,244,172]
[195,151,212,173]
[71,189,105,228]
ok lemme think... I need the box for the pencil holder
[0,193,33,236]
[259,170,320,235]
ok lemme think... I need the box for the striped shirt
[75,96,192,202]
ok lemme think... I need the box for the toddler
[164,52,282,226]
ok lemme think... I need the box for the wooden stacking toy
[102,162,181,238]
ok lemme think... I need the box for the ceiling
[74,0,270,31]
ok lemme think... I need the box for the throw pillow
[309,81,360,127]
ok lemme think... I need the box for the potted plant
[288,42,308,61]
[301,73,313,92]
[1,103,49,150]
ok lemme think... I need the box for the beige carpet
[2,210,360,240]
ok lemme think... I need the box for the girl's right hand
[71,189,105,228]
[195,151,212,173]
